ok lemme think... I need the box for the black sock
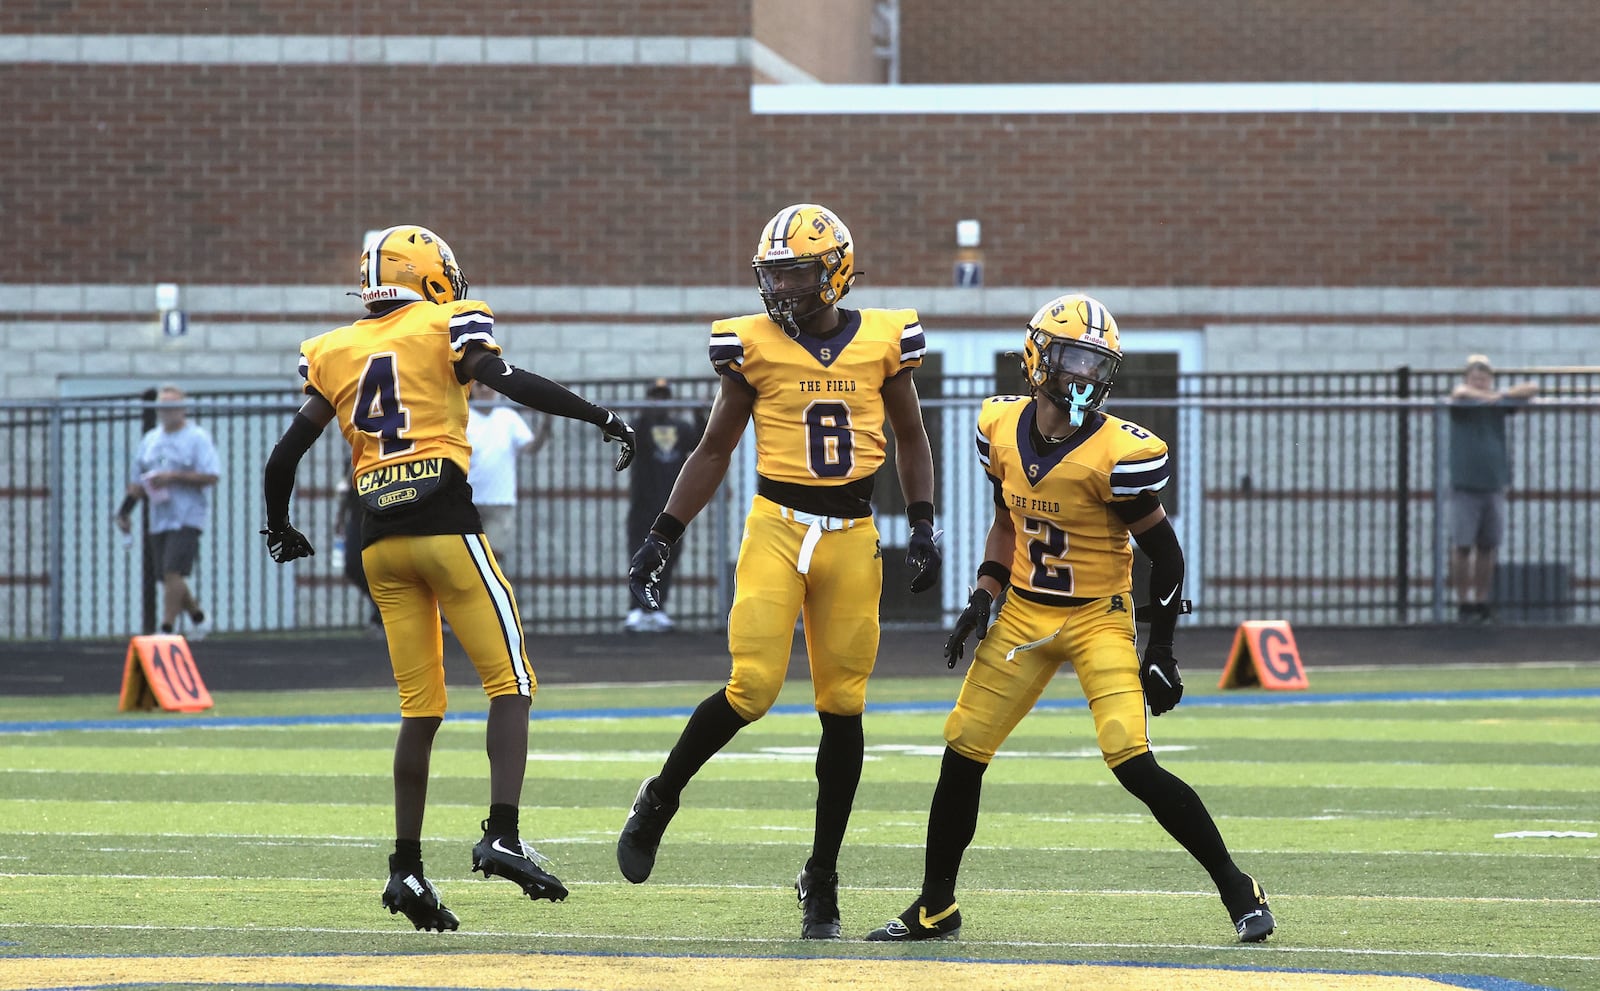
[189,609,205,624]
[159,623,174,634]
[656,690,750,800]
[393,838,422,870]
[808,712,864,876]
[484,802,518,840]
[1113,752,1246,900]
[921,746,988,908]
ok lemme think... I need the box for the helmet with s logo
[752,204,856,336]
[360,225,469,309]
[1022,293,1122,427]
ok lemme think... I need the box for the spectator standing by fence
[113,384,221,639]
[624,379,703,633]
[467,380,551,588]
[1447,354,1538,623]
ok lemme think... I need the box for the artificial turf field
[0,661,1596,991]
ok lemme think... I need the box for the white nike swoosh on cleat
[490,839,524,859]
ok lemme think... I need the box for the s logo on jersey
[1027,463,1040,479]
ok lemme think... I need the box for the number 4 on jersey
[354,352,416,457]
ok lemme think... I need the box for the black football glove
[1141,641,1184,716]
[943,586,994,669]
[598,410,637,472]
[628,534,672,611]
[906,520,943,594]
[261,523,314,564]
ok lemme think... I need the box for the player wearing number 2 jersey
[866,293,1274,945]
[619,204,942,940]
[260,225,637,932]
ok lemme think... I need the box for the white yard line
[3,873,1597,906]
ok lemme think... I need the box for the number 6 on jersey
[804,399,854,479]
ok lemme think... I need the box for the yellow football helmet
[751,204,856,335]
[359,225,469,308]
[1022,293,1122,427]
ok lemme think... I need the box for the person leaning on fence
[623,378,705,633]
[1447,354,1538,624]
[113,384,220,641]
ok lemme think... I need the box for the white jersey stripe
[1113,454,1169,473]
[463,533,530,696]
[1112,475,1170,495]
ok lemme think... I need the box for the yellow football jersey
[708,308,925,485]
[976,397,1170,600]
[299,299,501,481]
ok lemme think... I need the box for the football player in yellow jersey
[259,225,636,931]
[618,204,941,939]
[866,294,1275,945]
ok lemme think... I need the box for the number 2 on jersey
[353,352,415,457]
[804,400,854,479]
[1022,516,1074,594]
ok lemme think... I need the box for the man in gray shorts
[1447,355,1538,623]
[114,385,222,639]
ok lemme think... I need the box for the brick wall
[2,64,753,286]
[0,0,750,36]
[898,0,1600,83]
[7,57,1596,288]
[4,1,1597,290]
[741,113,1600,287]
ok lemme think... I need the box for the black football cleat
[381,856,460,932]
[1228,873,1276,943]
[617,775,678,884]
[865,899,962,941]
[471,830,569,902]
[796,866,842,940]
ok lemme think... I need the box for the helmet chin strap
[770,294,828,338]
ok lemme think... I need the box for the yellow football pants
[362,532,535,718]
[943,592,1149,768]
[724,495,883,720]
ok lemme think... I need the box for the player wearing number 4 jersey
[260,225,637,931]
[866,294,1274,945]
[621,204,942,940]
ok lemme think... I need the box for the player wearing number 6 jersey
[260,225,637,932]
[620,204,942,939]
[866,293,1274,945]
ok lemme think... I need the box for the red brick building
[3,0,1596,290]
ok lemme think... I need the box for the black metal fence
[3,367,1596,641]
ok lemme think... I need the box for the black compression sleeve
[116,493,141,517]
[1111,490,1162,524]
[473,354,607,426]
[1132,516,1184,644]
[263,413,325,528]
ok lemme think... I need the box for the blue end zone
[0,686,1597,735]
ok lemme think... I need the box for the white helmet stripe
[771,206,800,249]
[368,226,403,288]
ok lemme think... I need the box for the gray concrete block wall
[1203,323,1600,374]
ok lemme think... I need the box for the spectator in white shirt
[466,381,550,587]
